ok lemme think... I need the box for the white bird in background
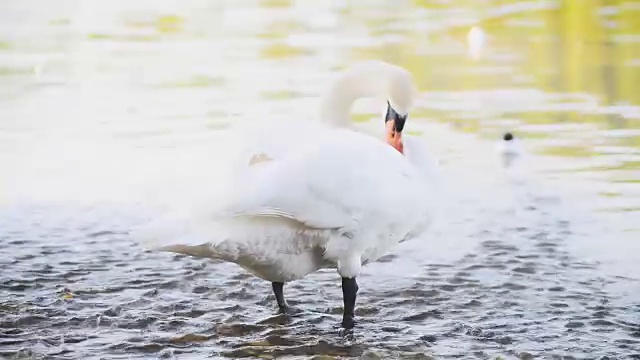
[496,132,523,168]
[134,61,438,329]
[467,25,486,60]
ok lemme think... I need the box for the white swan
[135,61,437,329]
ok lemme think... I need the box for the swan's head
[319,59,416,154]
[383,66,415,155]
[384,101,407,154]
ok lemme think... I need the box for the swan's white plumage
[134,60,437,282]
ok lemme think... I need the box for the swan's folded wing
[220,186,353,230]
[218,152,358,230]
[219,129,422,233]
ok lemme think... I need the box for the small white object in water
[467,26,486,60]
[495,132,523,168]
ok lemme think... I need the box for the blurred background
[0,0,639,359]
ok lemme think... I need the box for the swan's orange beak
[385,120,404,154]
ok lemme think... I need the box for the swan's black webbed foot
[279,305,304,315]
[341,315,356,329]
[341,277,359,329]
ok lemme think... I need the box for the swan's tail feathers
[131,213,227,257]
[153,243,224,260]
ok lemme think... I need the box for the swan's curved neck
[319,61,414,128]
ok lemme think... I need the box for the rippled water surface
[1,0,639,359]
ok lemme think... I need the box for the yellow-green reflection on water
[257,20,305,40]
[157,75,225,89]
[340,1,640,183]
[261,43,311,59]
[87,32,160,42]
[541,145,597,158]
[0,66,33,76]
[124,15,185,34]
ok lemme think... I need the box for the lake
[1,0,639,359]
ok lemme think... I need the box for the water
[1,0,639,358]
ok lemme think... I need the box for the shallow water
[1,0,639,359]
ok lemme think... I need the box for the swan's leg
[341,277,359,329]
[335,254,362,329]
[271,282,289,313]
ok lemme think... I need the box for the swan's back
[228,129,433,244]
